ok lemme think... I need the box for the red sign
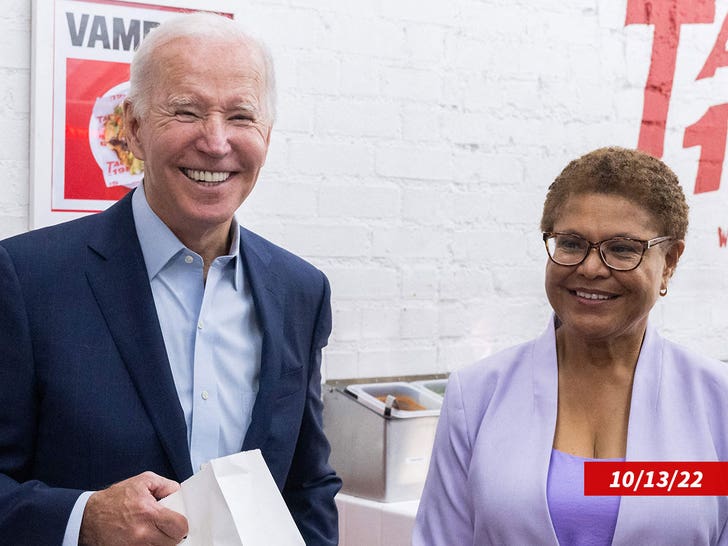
[585,461,728,496]
[64,58,131,203]
[41,0,231,225]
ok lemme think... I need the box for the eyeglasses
[542,232,673,272]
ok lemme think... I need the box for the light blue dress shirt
[63,185,262,544]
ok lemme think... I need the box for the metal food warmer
[322,374,448,503]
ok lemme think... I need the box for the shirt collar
[131,184,243,289]
[228,217,243,291]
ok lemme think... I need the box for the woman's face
[545,192,683,344]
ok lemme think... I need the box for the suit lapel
[239,228,284,451]
[530,318,561,543]
[84,194,193,480]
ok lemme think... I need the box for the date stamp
[584,462,728,496]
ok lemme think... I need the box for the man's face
[125,36,272,240]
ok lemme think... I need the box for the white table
[336,493,419,546]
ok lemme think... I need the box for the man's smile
[181,168,232,183]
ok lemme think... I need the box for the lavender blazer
[414,317,728,545]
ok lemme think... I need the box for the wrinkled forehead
[152,34,267,82]
[151,35,268,100]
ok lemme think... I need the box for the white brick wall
[0,1,30,239]
[2,1,728,383]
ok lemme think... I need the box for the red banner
[584,461,728,496]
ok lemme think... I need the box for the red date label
[584,462,728,495]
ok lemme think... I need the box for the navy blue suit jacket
[0,192,341,545]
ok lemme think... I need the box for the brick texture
[2,1,727,381]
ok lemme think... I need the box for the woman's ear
[662,239,685,283]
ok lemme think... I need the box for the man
[0,12,340,545]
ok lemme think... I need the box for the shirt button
[185,255,194,264]
[201,390,209,400]
[197,321,203,329]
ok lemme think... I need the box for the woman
[413,147,728,545]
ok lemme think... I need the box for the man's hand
[79,471,188,546]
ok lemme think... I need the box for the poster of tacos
[31,0,233,228]
[64,59,138,203]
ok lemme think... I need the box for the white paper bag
[159,450,305,545]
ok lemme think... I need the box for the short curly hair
[540,146,689,239]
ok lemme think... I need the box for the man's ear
[122,100,146,161]
[259,123,273,166]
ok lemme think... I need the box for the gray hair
[126,12,277,122]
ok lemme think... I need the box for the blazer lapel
[239,228,284,451]
[530,317,562,544]
[84,194,193,480]
[612,323,665,544]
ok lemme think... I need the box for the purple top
[547,449,623,546]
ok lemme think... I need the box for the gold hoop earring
[659,287,668,297]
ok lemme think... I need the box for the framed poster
[30,0,237,228]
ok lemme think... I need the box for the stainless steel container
[411,378,448,399]
[323,380,442,502]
